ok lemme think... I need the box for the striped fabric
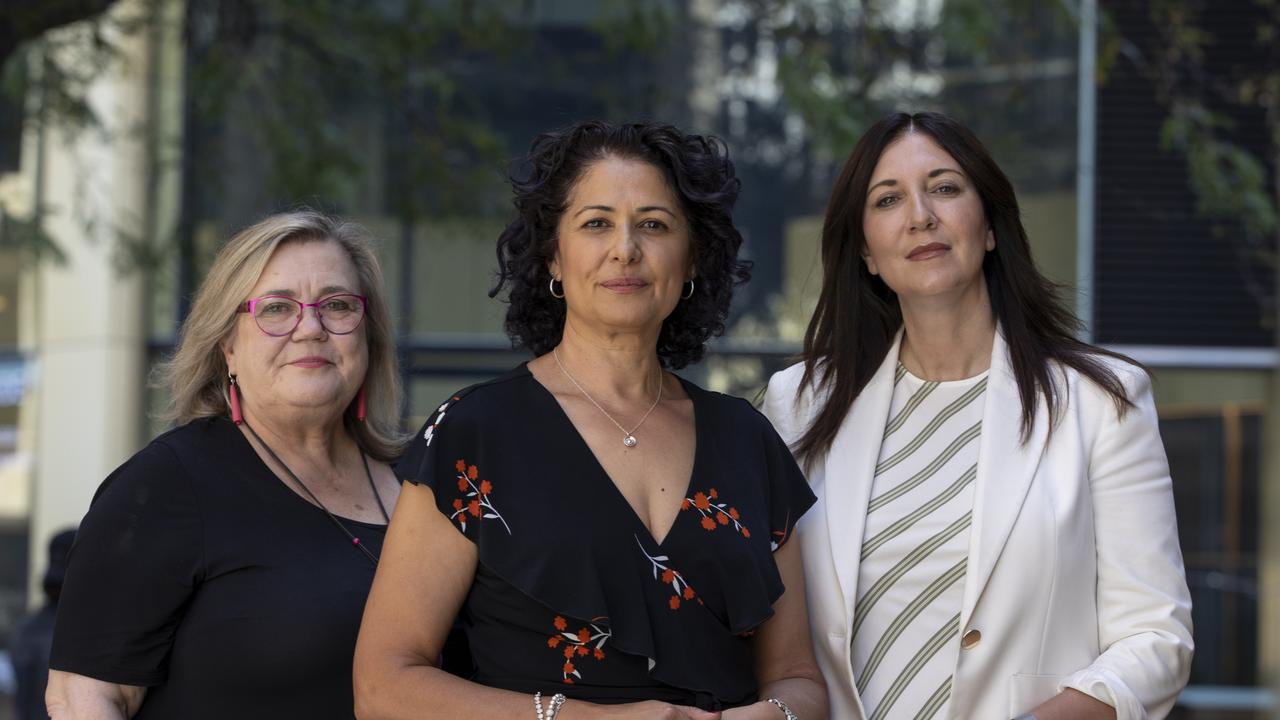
[852,365,986,720]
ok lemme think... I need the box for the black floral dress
[396,365,816,711]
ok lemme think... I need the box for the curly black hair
[490,120,752,369]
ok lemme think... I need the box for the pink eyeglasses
[236,293,367,336]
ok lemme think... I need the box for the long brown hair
[794,111,1137,463]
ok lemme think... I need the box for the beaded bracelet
[765,697,799,720]
[533,691,567,720]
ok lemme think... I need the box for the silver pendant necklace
[553,346,663,448]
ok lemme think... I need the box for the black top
[397,365,816,711]
[49,417,386,719]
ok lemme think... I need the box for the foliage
[0,0,677,269]
[717,0,1075,163]
[1120,0,1280,323]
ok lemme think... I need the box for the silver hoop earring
[549,276,565,299]
[681,279,695,300]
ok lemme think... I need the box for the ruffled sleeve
[396,388,515,543]
[675,396,815,638]
[760,419,816,552]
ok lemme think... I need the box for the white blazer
[763,331,1193,720]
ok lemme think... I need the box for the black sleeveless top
[397,365,816,711]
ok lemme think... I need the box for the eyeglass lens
[254,295,365,335]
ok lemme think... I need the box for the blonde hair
[156,210,409,461]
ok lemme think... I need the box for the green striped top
[852,364,987,720]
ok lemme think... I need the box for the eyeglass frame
[235,293,369,337]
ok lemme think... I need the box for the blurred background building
[0,0,1275,717]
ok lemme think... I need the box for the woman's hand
[45,670,146,720]
[1029,689,1117,720]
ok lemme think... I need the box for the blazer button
[961,629,981,649]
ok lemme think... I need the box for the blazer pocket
[1009,673,1063,717]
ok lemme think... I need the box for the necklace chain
[553,347,663,448]
[242,422,388,566]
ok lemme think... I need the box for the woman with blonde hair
[46,210,408,719]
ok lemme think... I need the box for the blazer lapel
[961,329,1050,629]
[823,331,903,625]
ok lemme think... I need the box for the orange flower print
[636,535,697,611]
[693,492,711,511]
[771,510,793,551]
[682,488,749,539]
[448,458,511,535]
[547,616,611,684]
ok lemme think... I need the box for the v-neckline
[523,363,702,548]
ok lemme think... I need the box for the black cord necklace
[242,422,389,567]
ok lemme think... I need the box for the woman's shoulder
[683,377,753,416]
[415,365,535,431]
[86,418,230,515]
[1054,352,1152,402]
[149,415,239,452]
[766,360,808,394]
[760,361,819,442]
[682,378,791,445]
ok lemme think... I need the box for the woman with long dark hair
[763,112,1192,720]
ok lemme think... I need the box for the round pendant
[622,434,638,448]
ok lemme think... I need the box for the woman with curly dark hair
[355,121,827,720]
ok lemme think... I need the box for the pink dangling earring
[356,385,367,422]
[228,373,244,425]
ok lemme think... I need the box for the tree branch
[0,0,120,69]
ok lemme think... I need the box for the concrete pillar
[18,0,162,604]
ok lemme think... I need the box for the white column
[19,0,160,603]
